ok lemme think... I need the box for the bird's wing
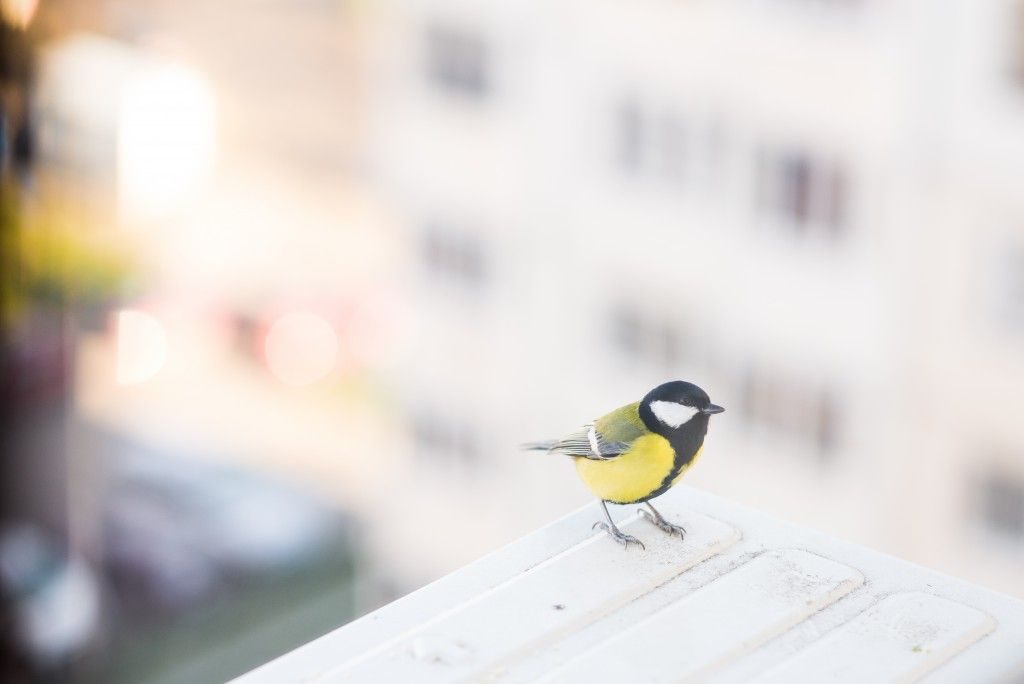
[547,401,648,461]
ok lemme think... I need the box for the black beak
[702,404,724,415]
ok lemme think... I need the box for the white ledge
[232,486,1024,683]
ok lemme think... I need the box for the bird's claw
[639,508,687,540]
[593,521,646,550]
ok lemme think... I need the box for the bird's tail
[520,440,558,453]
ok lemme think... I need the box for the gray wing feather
[544,423,631,460]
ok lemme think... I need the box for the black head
[638,380,724,434]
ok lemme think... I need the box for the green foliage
[1,185,133,322]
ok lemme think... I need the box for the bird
[523,380,723,549]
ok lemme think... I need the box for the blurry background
[2,0,1024,681]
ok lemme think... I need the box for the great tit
[523,380,724,549]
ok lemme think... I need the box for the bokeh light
[264,312,339,386]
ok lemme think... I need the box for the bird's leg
[639,502,687,540]
[592,500,645,550]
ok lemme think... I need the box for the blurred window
[978,470,1024,541]
[608,305,683,372]
[990,243,1024,332]
[756,146,847,240]
[816,389,840,455]
[610,305,644,357]
[1013,1,1024,86]
[741,365,841,463]
[420,222,487,290]
[659,112,687,181]
[425,24,489,98]
[411,408,479,466]
[615,99,645,172]
[613,97,722,190]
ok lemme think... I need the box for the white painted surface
[757,592,996,684]
[232,486,1024,683]
[323,512,737,683]
[545,549,863,683]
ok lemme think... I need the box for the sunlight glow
[0,0,38,28]
[117,63,216,223]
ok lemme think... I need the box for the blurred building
[362,0,1024,597]
[8,3,1024,682]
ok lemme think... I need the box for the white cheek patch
[650,400,700,428]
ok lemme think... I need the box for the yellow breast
[574,433,679,504]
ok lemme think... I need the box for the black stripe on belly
[634,416,708,503]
